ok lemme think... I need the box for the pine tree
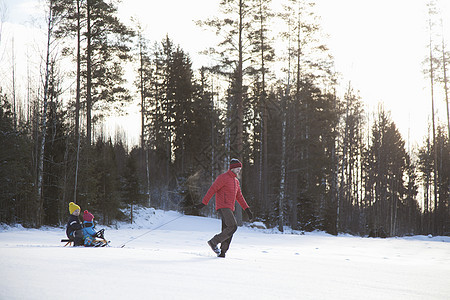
[426,0,439,234]
[42,60,69,225]
[53,0,135,144]
[197,0,256,224]
[122,150,142,223]
[434,126,449,235]
[90,138,121,225]
[36,0,66,227]
[85,0,135,143]
[171,46,195,172]
[277,0,334,232]
[0,91,34,225]
[248,0,274,216]
[338,84,365,233]
[365,106,411,236]
[418,130,434,234]
[134,23,153,207]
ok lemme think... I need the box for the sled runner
[61,238,73,247]
[60,237,109,247]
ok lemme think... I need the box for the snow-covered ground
[1,208,449,300]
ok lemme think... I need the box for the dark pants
[211,208,238,254]
[69,229,84,246]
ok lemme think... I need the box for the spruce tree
[0,92,34,225]
[365,107,411,236]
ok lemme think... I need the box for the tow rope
[118,214,185,248]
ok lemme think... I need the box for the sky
[1,0,449,149]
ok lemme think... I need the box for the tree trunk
[235,0,244,226]
[36,0,54,227]
[74,0,81,203]
[12,37,17,131]
[331,93,338,234]
[291,6,302,229]
[428,16,438,234]
[86,0,92,145]
[75,0,81,139]
[441,21,450,140]
[255,0,270,216]
[279,91,287,232]
[146,149,150,207]
[138,32,151,207]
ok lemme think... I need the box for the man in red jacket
[195,158,253,258]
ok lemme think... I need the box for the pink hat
[83,210,94,222]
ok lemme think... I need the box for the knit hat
[69,202,80,214]
[230,158,242,169]
[83,210,94,222]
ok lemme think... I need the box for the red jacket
[202,170,249,211]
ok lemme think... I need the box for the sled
[61,237,108,247]
[61,229,109,247]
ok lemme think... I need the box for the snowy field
[1,208,449,300]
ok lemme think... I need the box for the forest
[0,0,448,237]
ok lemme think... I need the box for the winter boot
[218,251,226,258]
[207,240,221,255]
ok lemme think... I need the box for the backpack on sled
[84,229,109,247]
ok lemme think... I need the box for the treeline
[0,0,448,236]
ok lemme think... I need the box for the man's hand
[194,203,206,210]
[245,208,253,221]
